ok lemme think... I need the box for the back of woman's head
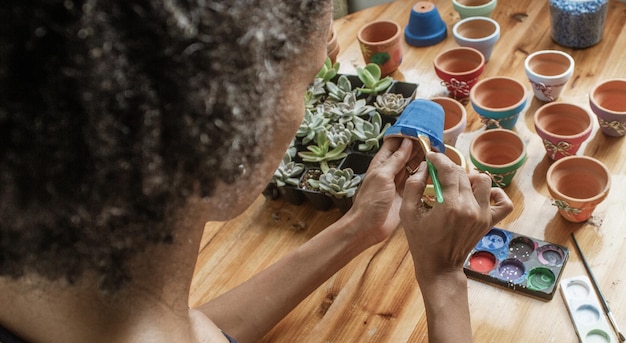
[0,0,330,291]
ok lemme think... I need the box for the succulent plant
[352,112,391,152]
[326,75,353,102]
[305,78,326,109]
[298,133,347,173]
[309,168,362,198]
[325,121,354,148]
[374,93,409,116]
[296,106,330,145]
[326,92,375,124]
[356,63,393,95]
[272,154,305,187]
[315,56,340,83]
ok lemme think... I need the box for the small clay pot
[470,76,528,129]
[452,16,500,61]
[357,20,403,77]
[533,102,593,160]
[452,0,498,19]
[430,96,467,146]
[327,26,340,64]
[404,1,447,47]
[423,144,468,206]
[524,50,574,102]
[433,47,485,99]
[589,78,626,137]
[469,129,527,187]
[546,156,611,223]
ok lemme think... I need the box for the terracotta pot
[357,20,403,77]
[327,26,340,65]
[546,156,611,223]
[430,96,467,146]
[452,0,497,18]
[470,76,528,129]
[589,78,626,137]
[423,144,468,206]
[404,1,447,47]
[533,102,593,160]
[469,129,527,187]
[524,50,574,102]
[433,47,485,99]
[452,16,500,61]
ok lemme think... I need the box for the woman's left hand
[344,138,417,245]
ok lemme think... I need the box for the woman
[0,1,512,342]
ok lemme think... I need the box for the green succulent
[296,106,330,145]
[325,122,354,148]
[305,78,326,109]
[356,63,393,95]
[272,154,305,187]
[352,112,391,152]
[374,93,409,116]
[326,92,375,124]
[326,75,353,102]
[298,133,347,173]
[315,56,340,83]
[310,168,362,198]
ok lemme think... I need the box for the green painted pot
[469,129,527,187]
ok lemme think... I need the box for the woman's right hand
[399,151,513,281]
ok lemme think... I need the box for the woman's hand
[400,151,513,280]
[344,138,418,246]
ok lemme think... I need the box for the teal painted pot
[470,76,528,129]
[469,129,527,187]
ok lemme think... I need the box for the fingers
[400,161,428,215]
[369,138,414,177]
[489,187,514,224]
[468,173,492,209]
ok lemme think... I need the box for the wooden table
[190,0,626,341]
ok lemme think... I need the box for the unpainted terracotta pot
[430,96,467,146]
[533,102,593,160]
[357,20,403,77]
[546,156,611,223]
[470,76,527,129]
[589,78,626,137]
[327,27,339,64]
[433,47,485,99]
[469,129,526,187]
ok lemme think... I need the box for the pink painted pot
[589,78,626,137]
[430,96,467,146]
[433,47,485,99]
[533,102,593,160]
[357,20,403,77]
[546,156,611,223]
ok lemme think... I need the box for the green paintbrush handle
[427,159,444,204]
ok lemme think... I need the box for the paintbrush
[415,135,444,204]
[383,99,447,204]
[571,232,626,342]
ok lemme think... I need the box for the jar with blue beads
[549,0,608,48]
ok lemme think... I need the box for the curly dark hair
[0,0,330,291]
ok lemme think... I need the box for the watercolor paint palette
[560,275,617,343]
[463,227,569,300]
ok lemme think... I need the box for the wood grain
[191,0,626,341]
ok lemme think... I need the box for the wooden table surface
[190,1,626,341]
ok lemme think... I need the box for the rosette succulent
[298,133,347,173]
[352,112,391,152]
[296,106,330,145]
[309,168,362,198]
[272,155,305,187]
[356,63,393,95]
[374,93,409,116]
